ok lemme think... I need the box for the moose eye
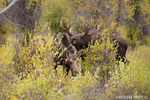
[70,58,73,63]
[72,39,76,44]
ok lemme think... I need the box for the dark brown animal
[54,33,80,76]
[60,19,130,64]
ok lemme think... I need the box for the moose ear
[72,46,77,53]
[77,49,84,57]
[66,50,70,57]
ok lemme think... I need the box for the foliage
[108,45,150,99]
[13,33,61,79]
[0,0,150,100]
[82,33,118,85]
[0,24,9,47]
[0,43,15,99]
[0,32,150,99]
[41,0,74,34]
[74,0,150,48]
[0,34,98,99]
[11,68,65,100]
[11,70,97,100]
[124,25,143,49]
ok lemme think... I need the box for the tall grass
[108,45,150,99]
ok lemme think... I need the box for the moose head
[60,18,103,51]
[54,33,83,76]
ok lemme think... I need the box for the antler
[82,19,91,35]
[60,17,76,36]
[82,19,103,35]
[87,20,103,35]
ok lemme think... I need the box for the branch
[2,16,25,28]
[0,0,19,15]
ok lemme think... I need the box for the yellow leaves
[10,95,19,100]
[0,44,15,67]
[106,2,110,8]
[124,4,135,21]
[143,0,148,3]
[0,44,15,99]
[124,0,130,3]
[1,25,9,34]
[75,0,85,4]
[64,72,97,96]
[108,45,150,97]
[110,21,117,31]
[0,0,8,10]
[66,7,73,16]
[75,0,81,4]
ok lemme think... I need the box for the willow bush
[9,34,97,99]
[41,0,74,34]
[108,45,150,99]
[0,43,15,99]
[82,33,118,85]
[0,33,149,99]
[0,32,97,99]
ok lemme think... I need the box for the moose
[60,19,130,65]
[30,33,80,77]
[53,33,81,76]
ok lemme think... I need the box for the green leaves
[82,34,118,71]
[109,45,150,98]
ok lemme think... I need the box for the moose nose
[73,70,79,75]
[74,70,79,74]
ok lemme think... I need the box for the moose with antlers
[60,18,130,65]
[53,33,83,76]
[27,33,81,77]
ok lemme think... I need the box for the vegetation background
[0,0,150,99]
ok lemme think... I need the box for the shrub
[41,0,74,34]
[12,34,62,80]
[1,31,149,100]
[108,45,150,99]
[82,33,118,85]
[0,43,15,99]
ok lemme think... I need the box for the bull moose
[30,33,80,77]
[53,33,81,76]
[60,19,130,65]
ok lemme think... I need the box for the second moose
[60,18,130,65]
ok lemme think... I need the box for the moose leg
[66,67,70,76]
[63,64,70,76]
[124,58,130,65]
[54,65,58,74]
[81,68,85,75]
[120,54,130,65]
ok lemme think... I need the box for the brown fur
[54,33,79,76]
[70,33,129,64]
